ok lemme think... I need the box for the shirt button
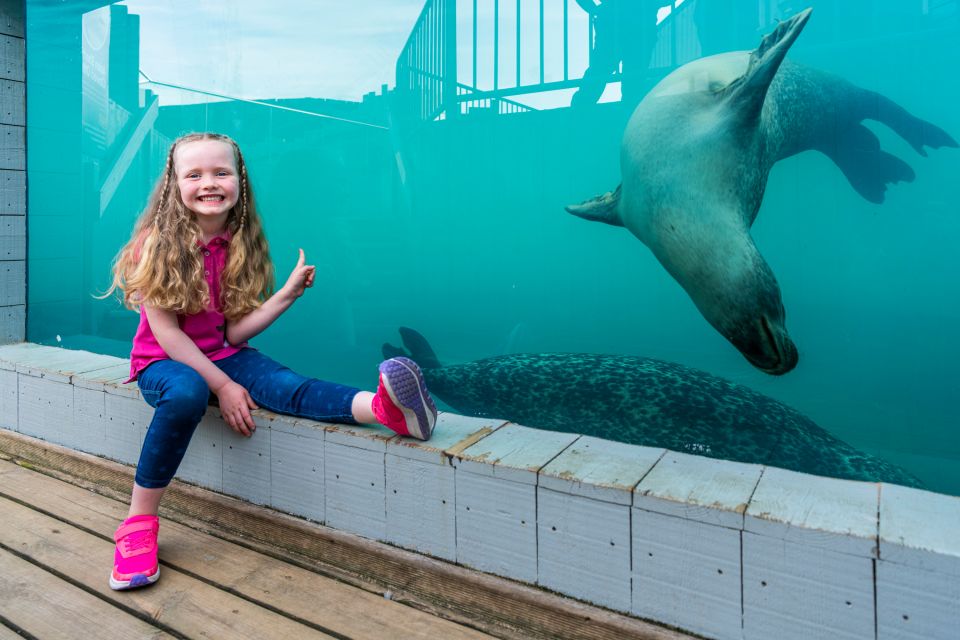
[203,250,211,257]
[204,270,210,277]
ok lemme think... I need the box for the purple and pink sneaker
[372,357,438,440]
[110,514,160,590]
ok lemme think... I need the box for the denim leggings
[135,348,360,488]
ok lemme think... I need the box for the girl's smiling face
[174,139,240,226]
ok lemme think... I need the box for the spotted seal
[385,327,922,487]
[566,8,957,375]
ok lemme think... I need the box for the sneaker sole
[379,357,438,440]
[109,566,160,591]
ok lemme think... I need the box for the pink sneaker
[371,357,438,440]
[110,514,160,590]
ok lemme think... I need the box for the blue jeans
[135,348,360,488]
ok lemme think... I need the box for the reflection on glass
[25,1,960,495]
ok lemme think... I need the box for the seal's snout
[744,316,798,375]
[719,313,797,375]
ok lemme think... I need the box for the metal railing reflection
[395,0,700,121]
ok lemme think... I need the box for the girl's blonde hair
[103,132,274,321]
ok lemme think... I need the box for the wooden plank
[0,428,698,640]
[876,559,960,640]
[0,169,24,215]
[0,215,23,260]
[0,79,23,127]
[5,344,75,372]
[65,359,132,380]
[0,124,24,170]
[876,484,960,639]
[382,414,504,561]
[385,453,457,560]
[270,416,325,521]
[324,441,386,540]
[453,423,580,484]
[385,413,507,464]
[223,412,271,505]
[17,374,72,442]
[0,35,24,82]
[632,509,742,640]
[539,436,663,505]
[177,412,224,491]
[0,623,26,640]
[0,368,15,429]
[325,421,396,452]
[102,393,150,464]
[12,345,123,383]
[745,467,878,557]
[103,376,142,399]
[0,304,23,344]
[879,483,960,575]
[0,260,24,305]
[72,362,131,391]
[742,531,874,640]
[0,548,173,639]
[0,341,41,369]
[0,1,24,38]
[538,487,631,612]
[73,385,106,455]
[0,496,332,639]
[0,459,493,640]
[456,470,537,583]
[635,451,763,529]
[453,424,580,583]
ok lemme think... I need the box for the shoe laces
[120,529,156,555]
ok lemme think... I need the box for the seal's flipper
[828,124,915,204]
[872,94,960,158]
[381,342,408,360]
[565,184,624,227]
[725,8,812,123]
[399,327,442,369]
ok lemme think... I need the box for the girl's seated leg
[111,359,210,591]
[135,359,212,490]
[215,348,437,440]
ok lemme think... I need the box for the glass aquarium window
[25,0,960,494]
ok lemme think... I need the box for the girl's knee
[160,371,210,417]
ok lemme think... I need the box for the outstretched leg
[216,348,437,440]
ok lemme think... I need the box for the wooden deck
[0,456,496,640]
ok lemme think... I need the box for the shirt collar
[198,229,232,249]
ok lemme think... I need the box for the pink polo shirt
[126,232,247,382]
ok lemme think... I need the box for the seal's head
[646,211,799,376]
[714,271,799,376]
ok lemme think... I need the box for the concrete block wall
[1,343,959,640]
[0,0,25,344]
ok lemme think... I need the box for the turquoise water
[25,2,960,493]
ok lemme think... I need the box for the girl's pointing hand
[281,248,316,300]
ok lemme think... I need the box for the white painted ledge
[1,342,958,640]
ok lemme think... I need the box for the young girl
[103,132,438,591]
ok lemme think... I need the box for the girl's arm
[226,248,315,345]
[145,304,259,436]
